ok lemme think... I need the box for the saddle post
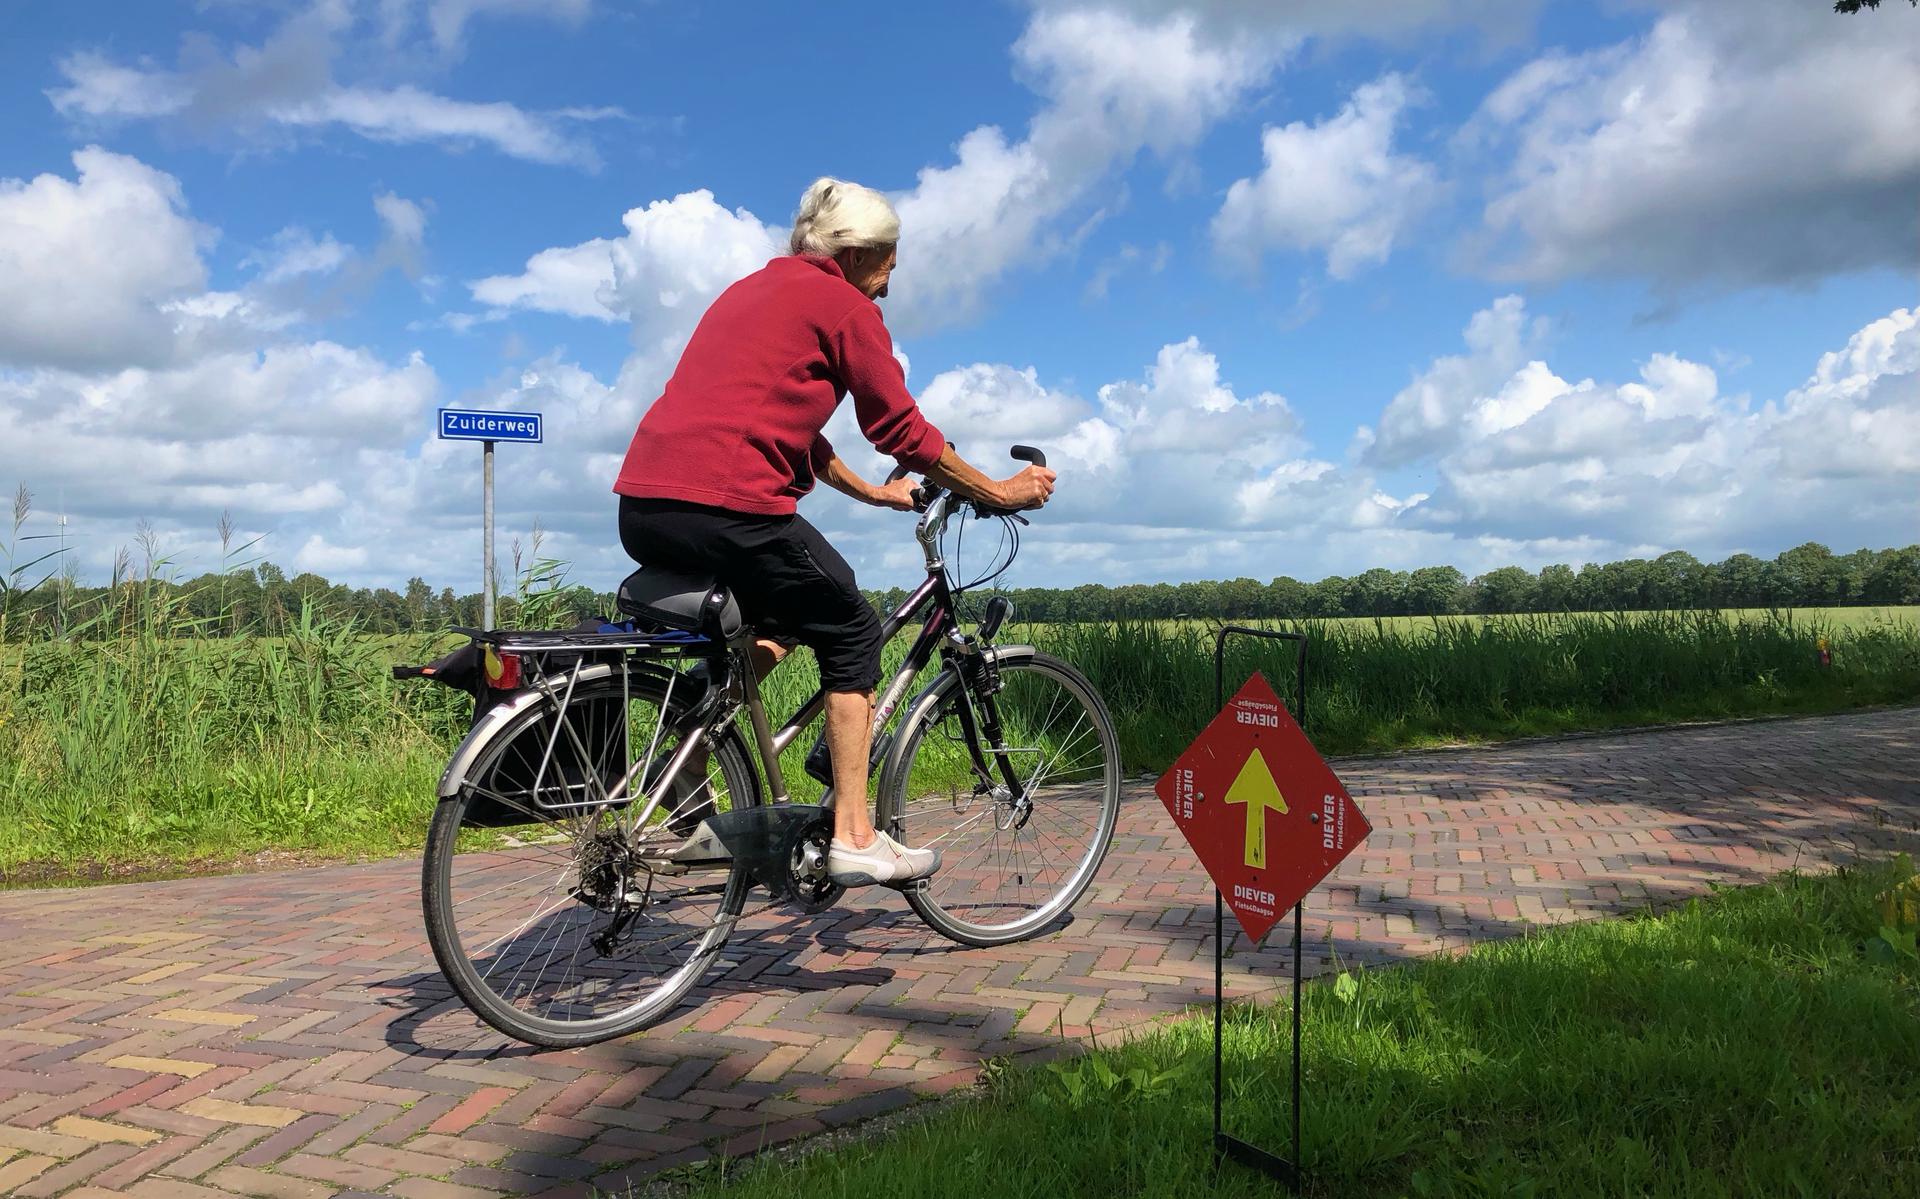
[733,634,789,803]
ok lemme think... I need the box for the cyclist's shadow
[371,897,1071,1058]
[370,969,553,1060]
[366,903,916,1059]
[798,896,1074,959]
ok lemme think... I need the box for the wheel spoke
[888,654,1119,943]
[426,671,752,1044]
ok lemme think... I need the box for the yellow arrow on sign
[1224,748,1289,868]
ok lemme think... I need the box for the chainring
[785,819,844,913]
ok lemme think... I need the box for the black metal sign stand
[1211,625,1307,1190]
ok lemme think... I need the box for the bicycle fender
[873,644,1036,819]
[437,686,567,798]
[433,662,702,800]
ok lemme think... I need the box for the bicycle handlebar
[886,444,1047,515]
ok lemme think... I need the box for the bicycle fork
[950,651,1033,828]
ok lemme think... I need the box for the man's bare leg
[824,689,877,849]
[822,680,939,883]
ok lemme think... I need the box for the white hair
[788,176,899,256]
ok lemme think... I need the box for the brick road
[1,710,1915,1198]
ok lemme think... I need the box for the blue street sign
[437,408,543,443]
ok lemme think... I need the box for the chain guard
[672,803,841,910]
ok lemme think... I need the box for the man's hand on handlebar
[921,443,1058,513]
[994,464,1056,511]
[869,477,919,512]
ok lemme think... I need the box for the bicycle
[401,446,1122,1048]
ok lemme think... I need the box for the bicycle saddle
[616,566,743,638]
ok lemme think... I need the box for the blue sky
[2,0,1915,594]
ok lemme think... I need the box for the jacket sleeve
[826,302,946,473]
[808,434,834,473]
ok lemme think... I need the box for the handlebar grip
[1011,444,1047,468]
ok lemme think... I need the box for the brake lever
[967,501,1030,525]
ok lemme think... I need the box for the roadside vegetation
[3,491,1917,879]
[3,597,1914,881]
[667,859,1920,1199]
[1045,608,1920,763]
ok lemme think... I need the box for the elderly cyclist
[613,177,1056,887]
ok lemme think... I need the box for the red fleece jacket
[613,254,945,516]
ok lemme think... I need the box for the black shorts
[617,496,884,693]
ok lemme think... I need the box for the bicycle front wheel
[880,648,1121,947]
[423,670,758,1047]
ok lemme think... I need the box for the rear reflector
[483,647,523,690]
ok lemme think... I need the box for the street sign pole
[434,409,541,631]
[482,439,495,630]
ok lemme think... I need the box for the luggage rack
[449,622,713,655]
[439,620,717,817]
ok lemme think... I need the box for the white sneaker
[827,832,941,886]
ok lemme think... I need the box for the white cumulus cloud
[888,8,1274,333]
[1464,0,1920,288]
[1213,73,1435,279]
[1371,298,1920,555]
[0,148,208,370]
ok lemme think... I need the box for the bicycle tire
[879,647,1121,947]
[423,669,759,1047]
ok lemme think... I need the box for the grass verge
[666,859,1920,1198]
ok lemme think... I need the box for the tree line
[3,540,1915,640]
[927,543,1920,624]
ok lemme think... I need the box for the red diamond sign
[1154,672,1371,943]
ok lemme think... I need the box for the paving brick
[89,1134,202,1188]
[0,1153,57,1192]
[388,1178,513,1199]
[155,1125,271,1180]
[335,1141,463,1176]
[206,1163,336,1199]
[47,1115,163,1146]
[177,1098,306,1128]
[274,1150,398,1189]
[14,1141,142,1197]
[427,1084,516,1135]
[117,1178,249,1199]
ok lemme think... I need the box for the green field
[666,859,1920,1199]
[1146,605,1920,635]
[1,605,1916,880]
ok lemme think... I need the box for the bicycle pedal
[885,876,931,895]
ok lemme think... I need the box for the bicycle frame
[733,485,1030,814]
[448,488,1024,837]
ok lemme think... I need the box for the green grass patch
[670,859,1920,1198]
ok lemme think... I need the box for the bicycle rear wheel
[422,669,758,1047]
[880,648,1121,947]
